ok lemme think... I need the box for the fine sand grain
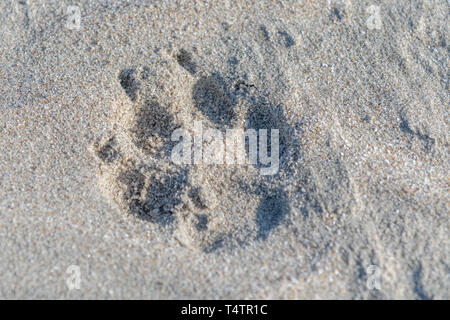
[0,0,448,299]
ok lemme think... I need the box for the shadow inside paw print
[119,168,188,226]
[119,69,139,101]
[97,137,120,163]
[176,49,198,75]
[245,97,299,169]
[192,73,237,127]
[118,169,145,201]
[258,25,296,49]
[132,99,176,156]
[256,189,290,241]
[278,30,295,48]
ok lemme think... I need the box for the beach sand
[0,0,448,299]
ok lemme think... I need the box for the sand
[0,0,448,299]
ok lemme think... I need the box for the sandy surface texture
[0,0,448,299]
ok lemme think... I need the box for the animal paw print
[93,48,300,252]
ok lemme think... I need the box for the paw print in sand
[93,47,300,252]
